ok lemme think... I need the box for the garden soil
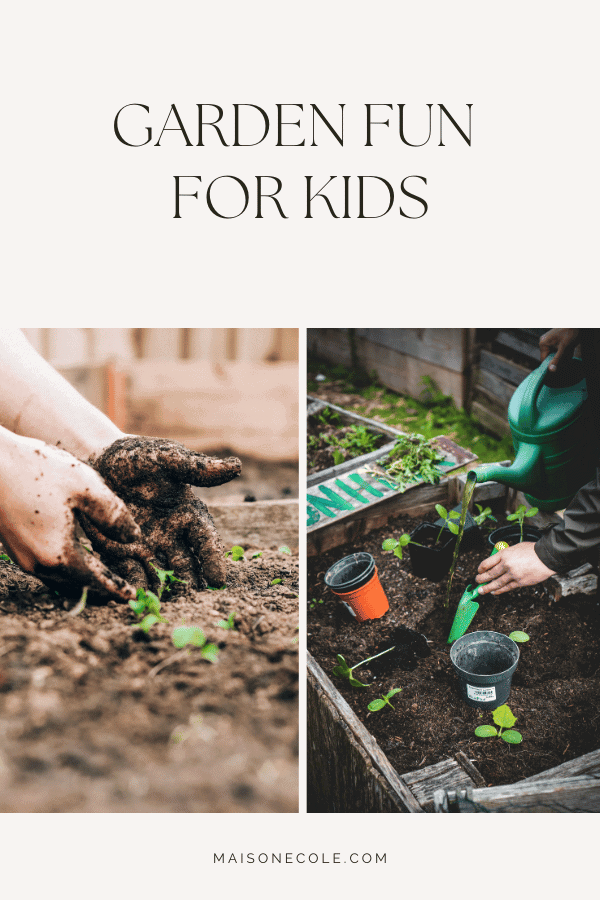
[0,548,298,812]
[307,416,387,476]
[308,511,600,788]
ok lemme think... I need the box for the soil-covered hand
[86,437,241,592]
[0,433,141,601]
[539,329,579,372]
[475,541,556,595]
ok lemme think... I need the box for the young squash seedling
[171,625,219,662]
[509,631,530,643]
[332,646,397,688]
[507,504,539,542]
[473,503,497,529]
[368,687,402,712]
[474,704,522,744]
[381,534,412,559]
[129,565,187,634]
[217,611,237,630]
[226,545,245,561]
[434,504,460,544]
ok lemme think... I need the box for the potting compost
[308,508,600,787]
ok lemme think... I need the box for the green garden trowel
[447,541,508,643]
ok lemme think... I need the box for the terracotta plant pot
[324,552,389,621]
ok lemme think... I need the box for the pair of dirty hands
[2,436,240,602]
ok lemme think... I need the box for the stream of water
[444,470,477,609]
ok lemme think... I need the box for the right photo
[307,328,600,813]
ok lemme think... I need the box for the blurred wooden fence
[21,328,298,366]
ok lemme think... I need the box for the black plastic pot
[450,630,520,709]
[408,522,455,582]
[488,523,542,549]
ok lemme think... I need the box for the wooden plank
[209,499,298,550]
[520,748,600,783]
[494,330,543,364]
[476,368,516,408]
[479,348,532,387]
[307,654,423,813]
[435,776,600,813]
[357,340,465,408]
[307,480,451,557]
[471,400,512,437]
[547,564,597,601]
[401,752,485,812]
[356,329,465,373]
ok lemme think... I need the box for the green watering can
[473,353,597,511]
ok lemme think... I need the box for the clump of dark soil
[0,548,298,812]
[307,416,387,476]
[308,511,600,787]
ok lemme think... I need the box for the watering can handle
[517,353,553,432]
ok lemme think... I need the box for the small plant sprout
[473,504,497,528]
[217,611,237,630]
[68,587,88,617]
[507,504,539,542]
[368,687,402,712]
[270,578,283,585]
[171,625,219,662]
[434,504,460,544]
[0,552,13,564]
[310,598,324,609]
[251,551,263,559]
[509,631,530,643]
[332,449,344,466]
[150,563,187,598]
[279,545,292,555]
[382,534,411,559]
[474,704,522,744]
[129,564,182,633]
[332,647,397,689]
[226,545,245,561]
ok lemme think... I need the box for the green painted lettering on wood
[348,473,384,497]
[335,478,369,504]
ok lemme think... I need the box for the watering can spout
[473,443,543,492]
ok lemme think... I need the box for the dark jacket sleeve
[534,468,600,573]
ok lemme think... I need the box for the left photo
[0,328,299,812]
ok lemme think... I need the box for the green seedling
[368,687,402,712]
[226,545,245,561]
[171,625,219,661]
[474,704,522,744]
[251,551,263,559]
[150,563,187,596]
[509,631,530,643]
[279,545,292,555]
[310,598,324,609]
[332,449,344,466]
[206,584,227,591]
[434,504,460,544]
[507,504,539,542]
[0,553,14,564]
[381,533,412,559]
[129,564,186,633]
[217,611,237,630]
[332,646,396,689]
[473,504,497,528]
[271,578,283,585]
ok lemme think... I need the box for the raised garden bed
[0,500,298,813]
[307,481,600,812]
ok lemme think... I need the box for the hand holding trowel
[447,541,509,643]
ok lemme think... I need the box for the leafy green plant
[473,503,497,528]
[217,611,237,630]
[317,407,341,427]
[129,565,187,633]
[0,552,14,564]
[332,449,344,466]
[332,647,396,688]
[509,631,530,643]
[368,687,402,711]
[279,545,291,555]
[381,533,412,559]
[474,704,522,744]
[171,625,219,661]
[271,578,283,585]
[226,545,245,561]
[251,551,263,559]
[383,433,444,492]
[434,504,460,544]
[507,504,539,542]
[310,597,324,609]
